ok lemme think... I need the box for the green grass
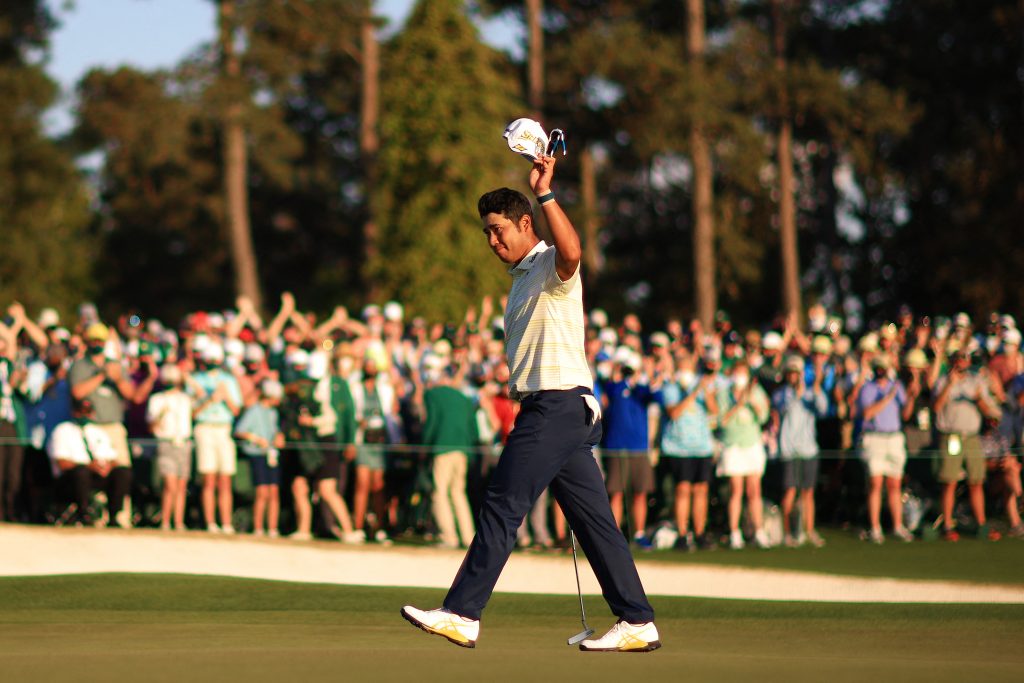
[0,575,1021,682]
[617,528,1024,586]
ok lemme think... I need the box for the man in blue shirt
[856,355,912,544]
[601,347,659,547]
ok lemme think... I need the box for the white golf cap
[207,312,225,328]
[362,304,381,320]
[261,379,283,399]
[649,332,670,348]
[287,349,310,367]
[383,301,404,322]
[1005,328,1022,347]
[503,117,548,161]
[955,312,971,327]
[590,308,609,329]
[598,328,618,346]
[762,331,784,350]
[38,308,60,328]
[224,338,245,359]
[201,343,225,363]
[612,346,641,370]
[1001,314,1017,330]
[244,343,265,362]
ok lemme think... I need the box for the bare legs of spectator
[201,473,234,532]
[609,492,624,529]
[800,488,816,537]
[1003,459,1022,532]
[941,481,986,533]
[674,481,708,538]
[728,475,765,547]
[781,486,797,537]
[552,499,568,546]
[868,475,910,541]
[252,484,279,535]
[353,465,385,534]
[630,493,648,538]
[317,477,355,537]
[291,476,313,537]
[160,474,187,531]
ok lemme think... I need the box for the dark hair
[478,187,533,224]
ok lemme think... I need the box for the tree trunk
[687,0,716,328]
[580,144,601,277]
[773,0,801,320]
[219,0,261,310]
[526,0,544,117]
[361,3,381,300]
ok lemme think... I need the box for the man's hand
[105,361,122,382]
[529,154,556,195]
[7,301,25,323]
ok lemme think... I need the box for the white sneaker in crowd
[753,528,771,549]
[206,523,221,534]
[729,530,745,550]
[579,620,662,653]
[221,525,236,535]
[783,533,802,548]
[866,527,884,545]
[288,531,312,541]
[267,529,280,539]
[252,529,265,538]
[400,606,479,648]
[806,530,826,548]
[375,529,393,546]
[892,526,914,543]
[342,530,366,544]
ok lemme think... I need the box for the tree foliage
[370,0,524,322]
[0,2,93,315]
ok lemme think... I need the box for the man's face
[482,212,534,265]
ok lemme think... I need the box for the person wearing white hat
[146,364,193,531]
[989,328,1023,388]
[189,342,243,533]
[403,151,657,652]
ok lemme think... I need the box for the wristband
[535,191,555,205]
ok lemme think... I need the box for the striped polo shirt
[504,241,593,400]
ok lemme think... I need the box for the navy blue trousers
[444,387,655,623]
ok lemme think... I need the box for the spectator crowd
[0,295,1021,551]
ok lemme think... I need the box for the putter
[566,529,595,645]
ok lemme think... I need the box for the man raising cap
[401,152,659,652]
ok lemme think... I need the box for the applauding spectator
[147,364,193,531]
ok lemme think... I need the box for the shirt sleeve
[542,247,580,296]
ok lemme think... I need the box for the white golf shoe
[579,620,661,652]
[400,606,479,648]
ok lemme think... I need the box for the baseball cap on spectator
[207,312,225,330]
[286,349,310,367]
[192,333,211,355]
[858,333,879,353]
[160,364,182,385]
[38,308,60,329]
[190,311,210,331]
[53,327,71,342]
[362,304,382,321]
[261,379,284,400]
[78,302,99,325]
[433,339,452,357]
[870,355,891,370]
[244,343,265,362]
[879,323,898,340]
[826,316,843,336]
[762,331,784,351]
[954,312,971,328]
[904,349,929,369]
[783,355,804,373]
[811,335,833,355]
[1005,329,1022,347]
[650,332,670,349]
[598,328,618,346]
[202,343,225,364]
[383,301,404,322]
[590,308,608,329]
[84,323,109,341]
[224,338,245,360]
[1000,314,1017,330]
[612,346,641,370]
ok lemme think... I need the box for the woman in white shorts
[717,361,770,549]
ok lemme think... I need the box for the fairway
[1,575,1021,683]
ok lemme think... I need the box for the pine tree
[372,0,524,322]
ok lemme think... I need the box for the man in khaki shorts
[189,344,243,533]
[933,349,1001,541]
[69,323,137,527]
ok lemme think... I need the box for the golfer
[402,154,660,652]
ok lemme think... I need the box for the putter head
[567,628,595,646]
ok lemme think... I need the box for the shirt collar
[509,240,549,275]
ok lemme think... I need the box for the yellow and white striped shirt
[504,241,593,400]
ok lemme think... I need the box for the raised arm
[529,155,580,282]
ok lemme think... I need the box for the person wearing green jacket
[421,365,478,549]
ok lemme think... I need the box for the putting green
[0,575,1021,682]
